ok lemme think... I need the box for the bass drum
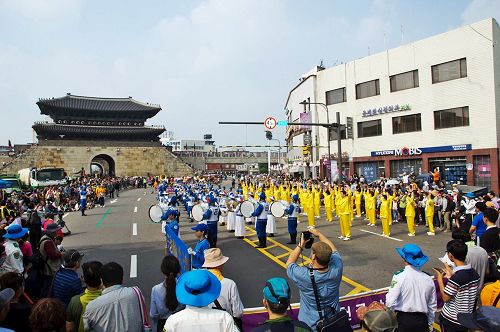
[220,207,228,217]
[149,205,164,223]
[240,200,256,218]
[270,201,288,218]
[192,204,208,222]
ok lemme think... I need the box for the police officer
[202,195,220,248]
[252,192,269,248]
[79,185,88,216]
[285,194,301,244]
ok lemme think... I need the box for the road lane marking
[132,223,137,236]
[130,255,137,278]
[137,197,141,202]
[96,208,112,228]
[134,206,137,213]
[242,226,370,293]
[110,199,117,204]
[359,229,403,242]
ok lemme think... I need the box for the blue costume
[79,186,87,216]
[202,195,220,248]
[190,223,210,268]
[252,192,269,248]
[285,195,301,244]
[162,208,179,236]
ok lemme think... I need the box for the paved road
[62,187,448,310]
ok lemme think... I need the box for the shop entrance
[429,157,467,188]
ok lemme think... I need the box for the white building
[285,18,500,190]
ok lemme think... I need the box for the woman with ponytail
[150,255,185,332]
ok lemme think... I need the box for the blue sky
[0,0,499,148]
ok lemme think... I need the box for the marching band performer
[380,193,390,237]
[79,185,88,216]
[338,189,351,241]
[202,195,220,248]
[234,196,245,239]
[405,190,416,237]
[251,192,269,248]
[266,196,276,237]
[162,208,180,237]
[226,194,237,233]
[305,187,315,226]
[323,189,333,222]
[285,194,301,244]
[219,192,228,227]
[187,223,210,269]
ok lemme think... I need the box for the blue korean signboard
[371,144,472,157]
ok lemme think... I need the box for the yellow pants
[307,208,315,226]
[388,210,393,225]
[314,203,320,217]
[381,218,390,236]
[426,216,435,233]
[355,203,361,217]
[325,206,333,222]
[368,209,376,225]
[349,210,353,226]
[407,216,415,235]
[340,215,351,238]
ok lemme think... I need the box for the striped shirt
[52,268,84,307]
[441,265,480,325]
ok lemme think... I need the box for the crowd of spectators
[0,172,497,332]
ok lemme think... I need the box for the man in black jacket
[480,208,499,254]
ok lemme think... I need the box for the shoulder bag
[309,269,352,332]
[132,286,153,332]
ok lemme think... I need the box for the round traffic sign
[264,116,277,130]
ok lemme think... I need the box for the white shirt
[0,239,23,275]
[165,305,239,332]
[209,277,244,318]
[385,265,437,326]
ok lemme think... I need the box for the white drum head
[192,204,205,222]
[270,201,285,218]
[240,201,255,218]
[220,208,228,217]
[149,205,164,223]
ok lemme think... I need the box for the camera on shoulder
[301,231,314,249]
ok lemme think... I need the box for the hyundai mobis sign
[371,144,472,157]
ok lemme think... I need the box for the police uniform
[385,265,436,332]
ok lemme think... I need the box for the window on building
[390,70,419,92]
[325,87,346,105]
[434,106,469,129]
[357,119,382,138]
[393,114,422,134]
[356,79,380,99]
[432,58,467,84]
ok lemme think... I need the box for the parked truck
[18,167,67,188]
[0,174,22,194]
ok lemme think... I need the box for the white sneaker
[408,233,415,237]
[427,232,435,236]
[370,224,375,227]
[343,237,351,241]
[366,223,371,226]
[338,235,345,239]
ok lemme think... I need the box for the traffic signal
[346,117,353,139]
[265,130,272,140]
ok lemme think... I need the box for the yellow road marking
[243,226,370,293]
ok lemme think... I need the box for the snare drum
[240,200,256,218]
[192,204,208,222]
[149,205,164,223]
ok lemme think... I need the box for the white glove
[187,247,194,255]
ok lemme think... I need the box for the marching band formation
[148,175,448,251]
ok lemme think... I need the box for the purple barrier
[243,280,445,332]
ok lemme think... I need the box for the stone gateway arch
[0,94,192,177]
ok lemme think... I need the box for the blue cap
[259,192,266,200]
[176,270,221,307]
[465,192,476,199]
[4,225,29,239]
[191,223,209,232]
[263,278,290,304]
[396,244,429,267]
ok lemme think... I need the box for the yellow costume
[313,188,321,217]
[425,196,435,234]
[405,195,416,236]
[354,191,362,217]
[380,196,390,236]
[338,194,351,239]
[323,191,333,222]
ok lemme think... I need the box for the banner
[164,225,191,273]
[331,160,338,182]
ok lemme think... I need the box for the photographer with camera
[286,227,344,330]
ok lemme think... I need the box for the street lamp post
[299,101,333,182]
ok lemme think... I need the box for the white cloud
[461,0,500,25]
